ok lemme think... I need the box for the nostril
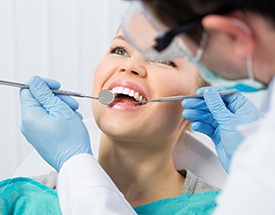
[131,71,139,75]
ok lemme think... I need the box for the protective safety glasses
[122,1,205,61]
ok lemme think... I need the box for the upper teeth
[111,86,146,102]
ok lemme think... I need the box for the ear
[201,15,254,58]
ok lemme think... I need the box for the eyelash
[156,61,177,68]
[110,45,176,68]
[110,46,128,56]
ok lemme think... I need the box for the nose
[118,53,147,77]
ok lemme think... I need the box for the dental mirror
[97,89,115,105]
[0,79,115,105]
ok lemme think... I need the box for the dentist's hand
[182,86,260,172]
[20,75,92,172]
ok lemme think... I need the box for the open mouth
[111,86,147,105]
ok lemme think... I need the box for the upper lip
[108,80,148,102]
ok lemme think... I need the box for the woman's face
[92,29,200,144]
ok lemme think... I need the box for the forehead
[115,28,124,37]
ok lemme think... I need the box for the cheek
[93,57,119,94]
[93,61,108,93]
[154,73,199,97]
[151,102,185,139]
[92,99,102,126]
[149,60,200,97]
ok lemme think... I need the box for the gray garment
[33,169,218,195]
[32,171,58,190]
[178,169,219,195]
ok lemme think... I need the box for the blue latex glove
[20,75,92,172]
[182,86,260,172]
[40,77,80,112]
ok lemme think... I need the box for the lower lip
[108,102,145,111]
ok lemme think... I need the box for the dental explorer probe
[0,79,114,105]
[135,90,237,104]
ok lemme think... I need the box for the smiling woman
[18,26,219,214]
[88,28,218,213]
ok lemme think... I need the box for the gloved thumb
[204,87,232,120]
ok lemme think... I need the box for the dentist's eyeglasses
[122,1,247,62]
[122,2,201,62]
[153,20,201,53]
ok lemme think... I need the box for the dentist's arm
[182,86,260,172]
[58,154,136,215]
[20,75,137,214]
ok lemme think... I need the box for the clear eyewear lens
[122,2,193,61]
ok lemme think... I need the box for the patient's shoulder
[179,169,219,195]
[32,171,58,190]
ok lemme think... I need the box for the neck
[98,135,185,207]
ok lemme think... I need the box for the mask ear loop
[193,30,208,62]
[229,18,254,80]
[246,54,254,80]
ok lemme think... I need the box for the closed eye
[156,60,177,67]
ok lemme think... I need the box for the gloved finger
[181,98,208,111]
[20,88,43,116]
[216,90,260,122]
[43,78,61,90]
[192,121,215,138]
[20,87,55,129]
[212,128,222,146]
[220,91,252,114]
[56,94,79,111]
[203,87,232,120]
[75,110,83,120]
[182,109,218,128]
[42,78,79,111]
[28,76,75,117]
[198,86,241,110]
[196,86,210,94]
[196,86,228,94]
[20,78,79,111]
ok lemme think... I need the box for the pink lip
[107,79,148,111]
[108,79,148,99]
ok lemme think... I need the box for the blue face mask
[188,57,266,92]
